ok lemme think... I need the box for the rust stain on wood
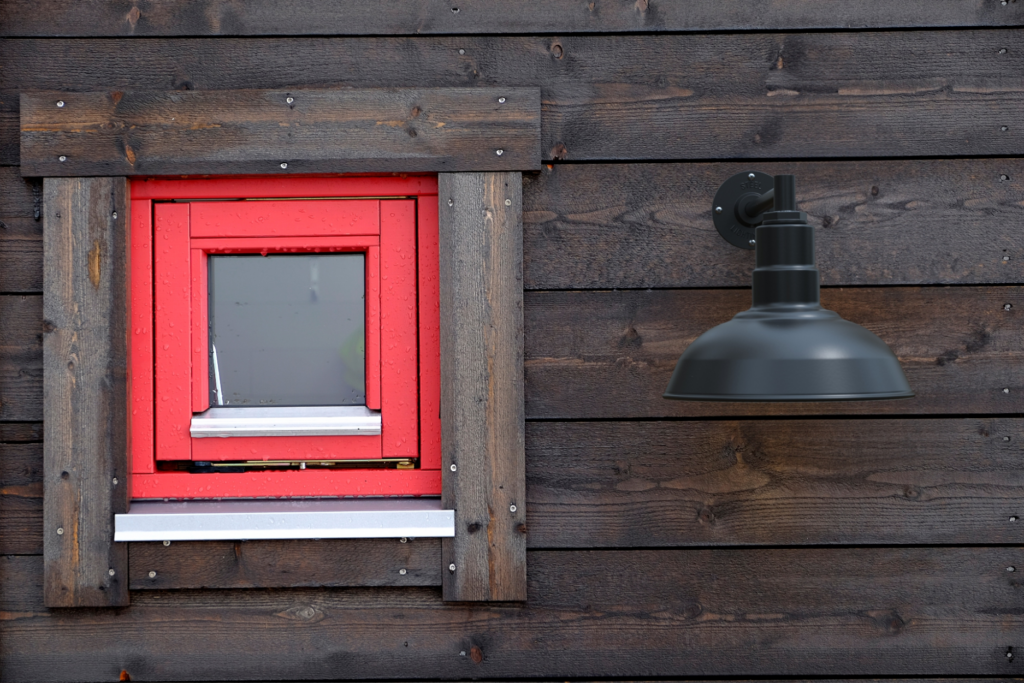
[87,239,102,289]
[470,645,483,663]
[111,91,123,106]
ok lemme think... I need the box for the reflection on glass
[208,253,365,406]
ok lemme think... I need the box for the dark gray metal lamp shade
[664,174,913,402]
[663,307,913,401]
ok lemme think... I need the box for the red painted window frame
[128,175,441,499]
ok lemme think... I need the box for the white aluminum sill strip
[190,405,381,438]
[114,498,453,542]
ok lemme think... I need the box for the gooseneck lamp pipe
[663,173,914,402]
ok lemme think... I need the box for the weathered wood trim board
[1,0,1019,36]
[42,177,130,607]
[4,31,1024,165]
[439,173,527,601]
[20,89,541,176]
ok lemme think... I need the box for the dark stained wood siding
[1,1,1023,679]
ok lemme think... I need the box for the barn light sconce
[663,173,913,402]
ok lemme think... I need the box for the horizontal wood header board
[19,88,541,176]
[4,32,1024,165]
[1,0,1019,36]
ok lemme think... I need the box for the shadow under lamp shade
[663,173,913,402]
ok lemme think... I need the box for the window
[128,176,441,499]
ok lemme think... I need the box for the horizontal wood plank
[0,295,42,421]
[7,287,1024,423]
[0,150,43,293]
[3,31,1023,165]
[129,538,442,589]
[20,88,541,176]
[0,442,42,555]
[3,548,1023,679]
[4,158,1023,293]
[4,159,1023,291]
[5,418,1024,553]
[0,422,42,441]
[1,0,1020,36]
[523,159,1024,290]
[525,286,1024,418]
[526,418,1024,548]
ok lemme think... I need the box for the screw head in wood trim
[496,149,504,156]
[1004,388,1011,394]
[505,199,512,206]
[163,540,171,546]
[56,527,64,535]
[509,504,517,513]
[280,162,288,169]
[108,568,116,576]
[449,563,456,572]
[450,463,457,471]
[399,568,407,575]
[148,571,157,578]
[57,100,65,108]
[498,97,506,103]
[59,155,67,162]
[286,96,294,104]
[112,477,118,485]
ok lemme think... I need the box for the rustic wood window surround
[25,87,540,606]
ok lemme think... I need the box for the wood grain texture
[523,159,1024,290]
[526,418,1024,549]
[439,173,526,601]
[1,0,1020,36]
[43,177,130,607]
[3,31,1023,165]
[3,548,1023,679]
[7,159,1024,293]
[130,538,442,589]
[0,442,42,555]
[0,422,43,441]
[5,418,1024,554]
[526,286,1024,419]
[20,88,541,176]
[0,168,43,292]
[0,295,43,421]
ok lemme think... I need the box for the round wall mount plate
[712,171,774,250]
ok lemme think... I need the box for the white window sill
[114,498,453,542]
[190,405,381,438]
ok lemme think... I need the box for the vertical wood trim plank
[439,172,526,602]
[43,177,130,607]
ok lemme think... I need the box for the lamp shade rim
[663,389,915,402]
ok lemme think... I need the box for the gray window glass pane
[208,253,365,407]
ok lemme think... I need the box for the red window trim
[128,175,441,499]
